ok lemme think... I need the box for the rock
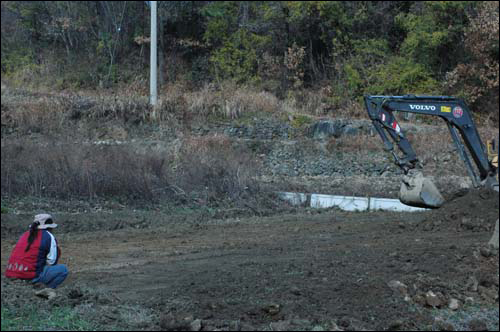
[328,321,344,331]
[310,120,345,139]
[388,320,403,330]
[269,320,292,331]
[468,319,489,331]
[461,218,475,230]
[35,288,57,300]
[312,325,326,331]
[458,178,472,190]
[342,125,359,136]
[413,294,427,306]
[478,286,499,302]
[425,291,443,308]
[229,320,242,331]
[158,314,177,331]
[159,313,192,331]
[448,298,460,311]
[387,280,408,296]
[290,286,302,296]
[68,288,84,299]
[435,317,455,331]
[480,247,492,258]
[290,319,312,327]
[262,303,281,316]
[189,319,202,331]
[464,297,475,305]
[467,276,479,292]
[479,274,496,288]
[337,318,351,328]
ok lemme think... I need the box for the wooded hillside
[1,1,498,120]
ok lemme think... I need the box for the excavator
[365,95,499,246]
[364,94,498,208]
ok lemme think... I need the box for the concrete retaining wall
[279,192,428,212]
[311,194,369,211]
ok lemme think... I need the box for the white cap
[34,214,58,229]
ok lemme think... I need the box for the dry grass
[1,93,69,134]
[1,88,152,134]
[186,83,281,119]
[1,135,262,205]
[326,133,381,154]
[326,126,474,157]
[1,82,373,137]
[174,134,262,203]
[2,76,498,134]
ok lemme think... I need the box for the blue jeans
[32,264,69,289]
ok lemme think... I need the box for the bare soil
[417,188,499,232]
[1,192,498,331]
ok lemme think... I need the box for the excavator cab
[364,95,498,209]
[487,139,499,193]
[487,139,498,177]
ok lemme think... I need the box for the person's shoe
[32,283,45,290]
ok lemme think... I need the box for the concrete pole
[150,1,157,107]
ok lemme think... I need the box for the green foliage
[210,29,270,83]
[291,114,313,129]
[1,1,497,118]
[396,1,477,73]
[1,48,36,77]
[344,64,362,93]
[202,1,239,46]
[366,56,440,95]
[352,38,390,61]
[333,39,390,98]
[286,1,351,58]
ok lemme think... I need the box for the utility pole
[150,1,157,107]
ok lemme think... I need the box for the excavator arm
[364,95,498,208]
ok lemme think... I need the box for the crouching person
[5,214,68,289]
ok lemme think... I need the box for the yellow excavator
[487,140,499,178]
[365,95,498,247]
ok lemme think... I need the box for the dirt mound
[418,188,499,232]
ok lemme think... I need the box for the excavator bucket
[399,171,445,208]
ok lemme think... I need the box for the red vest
[5,230,51,279]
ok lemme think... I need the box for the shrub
[365,56,440,95]
[1,136,261,207]
[209,29,270,83]
[174,134,260,204]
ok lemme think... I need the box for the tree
[446,1,499,117]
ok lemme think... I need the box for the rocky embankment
[1,90,483,199]
[73,116,474,199]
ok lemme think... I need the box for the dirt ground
[1,191,499,331]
